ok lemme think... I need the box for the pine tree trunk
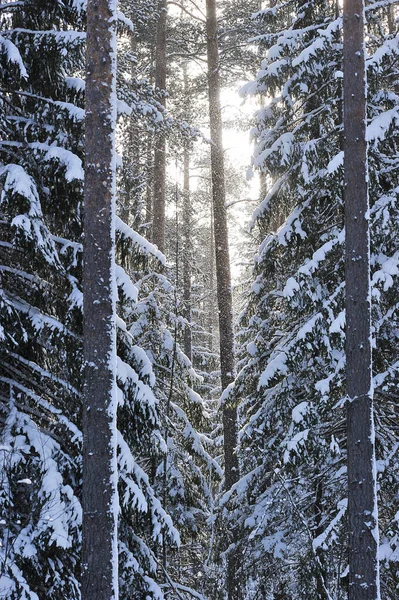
[205,0,238,487]
[82,0,118,598]
[153,0,167,252]
[343,2,380,599]
[205,0,239,597]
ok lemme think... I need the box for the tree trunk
[182,62,193,361]
[145,133,153,239]
[205,0,238,488]
[314,480,328,600]
[387,4,395,34]
[182,144,192,361]
[205,0,239,597]
[81,0,118,598]
[152,0,167,252]
[123,33,141,233]
[209,204,215,353]
[343,2,380,599]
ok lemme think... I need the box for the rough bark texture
[82,0,118,598]
[152,0,167,252]
[205,0,239,597]
[343,2,380,599]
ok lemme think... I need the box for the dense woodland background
[0,0,399,598]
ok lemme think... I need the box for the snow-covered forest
[0,0,398,598]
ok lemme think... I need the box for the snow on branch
[367,106,399,144]
[65,76,85,92]
[367,34,399,70]
[0,35,27,78]
[7,351,79,396]
[170,401,222,477]
[117,430,180,545]
[0,164,61,265]
[116,216,166,265]
[6,292,79,340]
[116,265,138,304]
[29,142,84,182]
[10,28,85,42]
[117,10,133,32]
[312,499,347,551]
[117,356,158,416]
[258,352,288,388]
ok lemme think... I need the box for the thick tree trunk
[82,0,118,599]
[152,0,167,252]
[343,2,380,599]
[205,1,239,598]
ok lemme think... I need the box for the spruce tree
[116,2,223,594]
[0,1,191,597]
[0,1,85,597]
[232,1,399,597]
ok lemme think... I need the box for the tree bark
[152,0,167,252]
[82,0,118,598]
[205,0,239,598]
[343,2,380,599]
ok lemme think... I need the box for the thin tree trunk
[209,204,215,353]
[145,133,153,239]
[314,480,328,600]
[82,0,118,598]
[205,0,239,597]
[182,61,193,361]
[183,144,192,361]
[123,33,141,232]
[343,2,380,599]
[153,0,167,252]
[387,4,395,34]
